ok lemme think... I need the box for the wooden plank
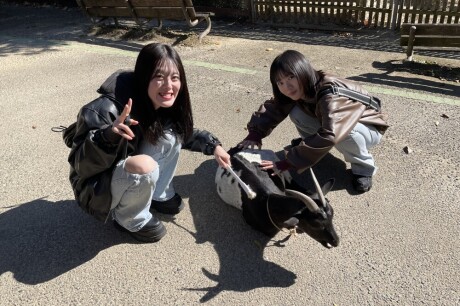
[409,0,416,23]
[83,0,128,6]
[414,0,422,21]
[424,0,432,23]
[134,8,185,19]
[87,7,132,17]
[129,0,183,6]
[400,36,460,46]
[401,23,460,35]
[440,0,448,23]
[447,0,456,23]
[456,0,460,23]
[432,0,440,23]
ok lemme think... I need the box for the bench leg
[198,16,211,43]
[156,19,163,31]
[406,25,416,61]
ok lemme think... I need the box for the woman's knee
[124,155,158,174]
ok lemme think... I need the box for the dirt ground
[86,20,460,83]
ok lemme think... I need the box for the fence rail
[250,0,460,29]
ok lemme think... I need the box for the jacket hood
[97,69,134,105]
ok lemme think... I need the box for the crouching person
[238,50,389,192]
[67,43,230,243]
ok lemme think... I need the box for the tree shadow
[0,198,130,285]
[172,160,298,303]
[349,60,460,98]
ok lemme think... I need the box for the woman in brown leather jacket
[238,50,388,192]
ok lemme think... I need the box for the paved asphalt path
[1,3,459,305]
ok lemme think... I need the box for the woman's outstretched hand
[214,145,231,169]
[237,139,262,150]
[112,98,139,140]
[259,160,281,176]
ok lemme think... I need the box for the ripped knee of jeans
[124,155,158,175]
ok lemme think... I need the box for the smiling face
[275,73,305,101]
[148,59,181,110]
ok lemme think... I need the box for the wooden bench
[400,23,460,61]
[76,0,214,42]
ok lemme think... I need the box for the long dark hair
[131,43,193,144]
[269,50,324,103]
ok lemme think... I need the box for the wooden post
[249,0,256,23]
[390,0,400,30]
[406,25,416,61]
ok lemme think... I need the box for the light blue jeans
[110,129,181,232]
[289,106,382,176]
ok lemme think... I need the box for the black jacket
[67,70,221,221]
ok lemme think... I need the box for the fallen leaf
[441,114,449,119]
[32,125,37,129]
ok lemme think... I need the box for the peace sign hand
[112,98,139,140]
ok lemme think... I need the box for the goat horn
[309,168,327,207]
[285,189,321,214]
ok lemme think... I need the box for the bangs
[152,58,179,77]
[270,60,297,83]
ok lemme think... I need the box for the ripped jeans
[110,130,181,231]
[289,106,382,176]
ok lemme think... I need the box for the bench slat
[129,0,183,7]
[135,8,185,20]
[401,36,460,47]
[82,0,129,7]
[401,24,460,36]
[87,7,133,17]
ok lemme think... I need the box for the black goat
[215,148,339,248]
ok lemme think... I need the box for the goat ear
[282,217,299,228]
[322,178,335,195]
[309,178,335,202]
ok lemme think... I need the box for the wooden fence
[250,0,460,29]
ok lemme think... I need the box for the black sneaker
[150,193,184,215]
[352,175,373,192]
[114,216,166,243]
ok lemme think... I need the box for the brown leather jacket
[247,73,389,173]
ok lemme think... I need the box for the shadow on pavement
[350,60,460,98]
[173,160,298,302]
[0,198,129,285]
[172,156,351,302]
[275,150,354,195]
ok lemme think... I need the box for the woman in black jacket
[68,43,230,243]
